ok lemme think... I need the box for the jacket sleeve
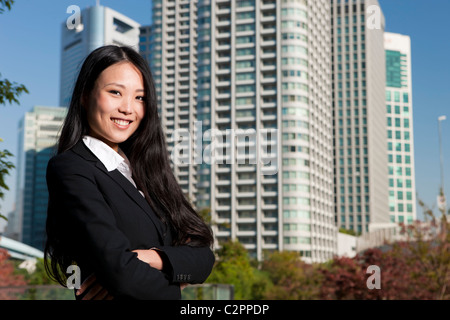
[156,245,215,284]
[46,156,181,300]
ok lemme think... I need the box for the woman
[44,45,215,300]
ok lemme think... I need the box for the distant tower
[15,106,68,250]
[331,0,390,234]
[384,32,417,224]
[59,5,141,106]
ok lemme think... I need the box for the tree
[319,254,370,300]
[0,73,29,106]
[260,250,322,300]
[0,139,14,221]
[0,1,28,106]
[319,241,446,300]
[0,0,14,14]
[0,0,29,221]
[0,248,27,299]
[206,240,262,299]
[399,196,450,299]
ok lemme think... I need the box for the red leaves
[0,248,27,299]
[318,243,446,300]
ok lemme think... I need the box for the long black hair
[45,45,213,285]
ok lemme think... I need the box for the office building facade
[149,0,336,262]
[60,5,141,106]
[384,32,416,224]
[14,106,68,250]
[331,0,390,234]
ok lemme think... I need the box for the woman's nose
[118,100,132,114]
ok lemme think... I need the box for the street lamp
[437,115,446,213]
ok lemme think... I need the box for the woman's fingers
[76,273,114,300]
[82,282,104,300]
[76,273,96,296]
[92,287,110,300]
[180,283,188,290]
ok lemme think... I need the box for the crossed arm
[46,157,214,300]
[76,249,188,300]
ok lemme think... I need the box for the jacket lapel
[107,169,166,242]
[71,141,166,242]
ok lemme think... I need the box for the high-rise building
[60,4,141,106]
[384,32,416,224]
[139,25,152,62]
[13,106,68,250]
[149,0,336,262]
[331,0,390,234]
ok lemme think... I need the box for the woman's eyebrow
[103,82,126,88]
[104,83,144,92]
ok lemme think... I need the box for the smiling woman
[84,61,146,152]
[44,45,215,300]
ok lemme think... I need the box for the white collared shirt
[82,136,145,197]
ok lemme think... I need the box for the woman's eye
[109,90,121,96]
[136,96,146,102]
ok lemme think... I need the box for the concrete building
[149,0,336,262]
[60,4,141,106]
[10,106,67,250]
[331,0,390,234]
[384,32,417,225]
[138,25,152,62]
[337,231,357,258]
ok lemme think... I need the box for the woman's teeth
[112,119,130,126]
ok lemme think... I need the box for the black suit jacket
[46,141,215,299]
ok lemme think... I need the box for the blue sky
[0,0,449,231]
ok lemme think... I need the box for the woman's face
[85,61,146,151]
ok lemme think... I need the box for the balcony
[236,191,256,198]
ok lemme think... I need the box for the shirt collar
[82,135,125,172]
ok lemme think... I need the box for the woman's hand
[180,283,188,290]
[76,273,114,300]
[132,248,163,270]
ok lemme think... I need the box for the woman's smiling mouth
[111,118,133,128]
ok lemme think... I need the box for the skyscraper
[331,0,390,234]
[60,4,141,106]
[139,25,152,65]
[150,0,336,262]
[384,32,416,224]
[14,106,68,250]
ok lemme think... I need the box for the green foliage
[339,227,358,236]
[206,240,258,299]
[13,258,57,286]
[0,0,14,14]
[198,207,212,225]
[11,258,75,300]
[0,73,29,106]
[260,251,322,300]
[0,0,28,220]
[401,197,450,299]
[0,138,15,221]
